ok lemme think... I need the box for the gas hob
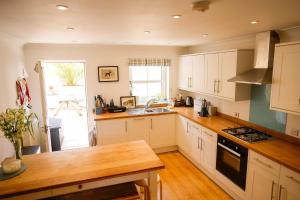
[222,127,272,143]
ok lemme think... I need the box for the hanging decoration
[16,78,31,109]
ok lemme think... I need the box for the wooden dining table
[0,140,164,200]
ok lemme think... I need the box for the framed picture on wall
[98,66,119,82]
[120,96,136,109]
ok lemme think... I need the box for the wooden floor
[158,151,232,200]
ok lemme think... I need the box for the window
[129,65,169,105]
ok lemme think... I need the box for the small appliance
[185,96,194,107]
[198,99,208,117]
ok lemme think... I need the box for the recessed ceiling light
[202,34,208,37]
[144,31,151,34]
[172,15,182,19]
[251,20,259,24]
[67,27,75,31]
[56,5,69,11]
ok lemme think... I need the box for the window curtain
[128,58,171,66]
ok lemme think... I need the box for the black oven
[216,135,248,190]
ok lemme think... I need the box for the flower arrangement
[0,108,38,160]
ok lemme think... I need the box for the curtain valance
[128,58,171,66]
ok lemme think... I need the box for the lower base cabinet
[246,151,300,200]
[96,114,176,149]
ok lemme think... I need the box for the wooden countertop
[173,107,300,174]
[93,107,300,173]
[0,141,164,198]
[93,109,177,120]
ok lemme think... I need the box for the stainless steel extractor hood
[228,31,280,85]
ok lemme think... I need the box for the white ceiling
[0,0,300,46]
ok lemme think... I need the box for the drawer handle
[78,184,83,189]
[279,185,283,200]
[254,158,273,169]
[203,131,213,137]
[286,176,300,184]
[270,181,275,200]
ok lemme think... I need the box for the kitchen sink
[127,108,172,115]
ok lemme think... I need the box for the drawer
[201,127,217,141]
[249,150,281,176]
[280,166,300,190]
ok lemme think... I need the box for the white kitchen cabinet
[271,41,300,116]
[200,127,217,174]
[96,119,127,145]
[127,117,149,143]
[246,151,281,200]
[278,166,300,200]
[192,54,206,93]
[187,120,202,164]
[178,49,253,101]
[176,115,190,153]
[178,56,193,90]
[148,114,176,149]
[205,53,219,95]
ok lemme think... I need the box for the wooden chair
[135,174,162,200]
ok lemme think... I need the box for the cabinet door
[218,51,237,99]
[178,56,193,90]
[200,128,217,173]
[271,44,300,115]
[176,115,189,153]
[205,53,219,95]
[149,114,176,149]
[188,121,202,164]
[192,54,207,93]
[279,166,300,200]
[127,117,149,144]
[96,119,127,145]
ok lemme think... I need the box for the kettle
[198,99,209,117]
[185,96,193,107]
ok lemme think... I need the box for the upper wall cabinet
[271,41,300,116]
[178,49,254,101]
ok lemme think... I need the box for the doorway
[42,61,89,150]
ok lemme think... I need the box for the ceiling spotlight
[172,15,182,19]
[144,31,151,34]
[202,34,208,37]
[67,27,75,31]
[56,5,69,11]
[251,20,259,24]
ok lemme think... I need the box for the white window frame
[129,65,169,105]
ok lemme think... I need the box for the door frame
[37,60,89,152]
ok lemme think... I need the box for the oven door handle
[218,143,241,157]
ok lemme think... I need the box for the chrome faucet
[145,99,156,109]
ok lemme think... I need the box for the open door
[34,61,52,152]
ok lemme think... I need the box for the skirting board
[153,145,178,154]
[178,147,245,200]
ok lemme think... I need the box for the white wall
[183,27,300,136]
[0,32,25,162]
[24,44,182,145]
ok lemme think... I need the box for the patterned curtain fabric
[128,58,171,66]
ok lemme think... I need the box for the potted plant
[0,108,38,160]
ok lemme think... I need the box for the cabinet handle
[198,136,200,149]
[125,121,127,132]
[278,185,283,200]
[186,121,189,133]
[213,80,215,93]
[201,138,203,150]
[298,98,300,105]
[190,77,192,88]
[254,158,273,169]
[217,80,220,93]
[286,175,300,184]
[270,181,275,200]
[203,131,213,137]
[150,118,153,130]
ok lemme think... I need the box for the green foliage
[55,63,84,86]
[0,108,39,145]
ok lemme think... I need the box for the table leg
[148,171,158,200]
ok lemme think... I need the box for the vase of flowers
[0,108,38,160]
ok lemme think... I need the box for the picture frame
[120,96,136,109]
[98,66,119,82]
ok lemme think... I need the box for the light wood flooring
[158,151,232,200]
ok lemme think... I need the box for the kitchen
[0,1,300,200]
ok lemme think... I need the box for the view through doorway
[43,61,89,150]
